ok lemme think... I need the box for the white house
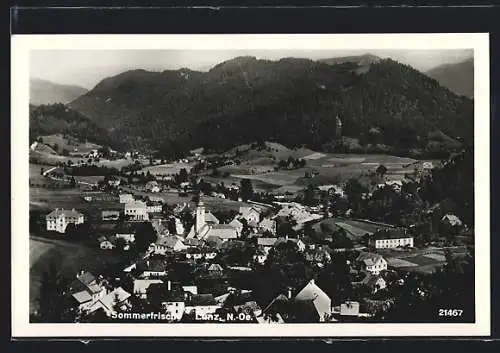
[119,193,135,203]
[152,236,188,254]
[239,206,261,224]
[146,201,163,214]
[146,181,160,193]
[46,208,84,233]
[70,271,107,312]
[124,201,149,221]
[87,287,131,316]
[371,230,414,249]
[258,217,276,235]
[294,279,332,322]
[100,240,115,250]
[116,232,136,243]
[356,252,388,275]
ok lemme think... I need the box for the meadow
[29,236,124,316]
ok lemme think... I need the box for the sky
[30,49,473,90]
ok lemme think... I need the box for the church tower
[195,199,206,234]
[335,114,343,139]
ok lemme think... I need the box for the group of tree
[276,156,306,170]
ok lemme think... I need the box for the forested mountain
[68,56,474,156]
[30,78,88,106]
[425,58,474,98]
[29,103,118,148]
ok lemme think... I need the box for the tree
[240,178,254,201]
[303,184,317,206]
[178,168,189,183]
[376,164,388,177]
[134,222,157,253]
[35,261,75,323]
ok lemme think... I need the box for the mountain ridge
[68,56,474,157]
[425,58,474,98]
[30,78,88,105]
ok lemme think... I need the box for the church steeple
[335,114,342,139]
[195,199,206,233]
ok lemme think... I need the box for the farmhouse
[87,287,131,316]
[69,271,107,312]
[102,210,120,221]
[370,229,414,249]
[124,200,149,221]
[152,236,188,254]
[133,279,164,299]
[119,193,135,203]
[356,252,388,275]
[294,279,332,322]
[46,208,84,233]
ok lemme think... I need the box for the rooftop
[46,208,83,219]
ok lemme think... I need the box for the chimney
[285,234,289,241]
[287,287,293,299]
[146,260,150,268]
[310,279,315,285]
[167,280,172,291]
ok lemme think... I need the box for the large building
[370,229,414,249]
[124,201,149,221]
[46,208,84,233]
[186,200,239,241]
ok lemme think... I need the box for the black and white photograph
[11,33,490,337]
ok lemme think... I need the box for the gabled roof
[361,274,385,289]
[205,211,220,224]
[258,237,278,247]
[294,279,331,320]
[77,271,96,286]
[99,287,131,312]
[356,252,386,266]
[72,290,92,304]
[373,229,409,240]
[208,263,224,272]
[46,208,83,219]
[156,236,184,248]
[133,279,164,294]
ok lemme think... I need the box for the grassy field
[40,134,102,155]
[142,162,195,175]
[29,187,122,213]
[29,236,124,315]
[384,246,466,274]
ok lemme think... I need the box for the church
[186,200,239,241]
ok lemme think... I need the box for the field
[29,187,122,212]
[39,134,102,155]
[29,163,54,185]
[384,246,467,274]
[206,149,434,195]
[313,218,395,241]
[29,236,124,315]
[142,161,195,175]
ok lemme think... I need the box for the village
[29,141,473,324]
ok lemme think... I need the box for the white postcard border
[11,33,490,337]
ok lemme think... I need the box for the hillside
[69,56,474,157]
[29,104,119,149]
[425,58,474,98]
[30,78,88,105]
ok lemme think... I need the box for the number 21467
[438,309,463,317]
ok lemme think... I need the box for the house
[258,218,276,235]
[102,210,120,221]
[146,201,163,214]
[46,208,84,233]
[184,294,221,319]
[304,246,332,263]
[146,181,160,193]
[133,279,164,299]
[253,248,268,264]
[275,237,306,252]
[162,291,186,322]
[115,229,136,243]
[339,301,360,316]
[294,279,332,322]
[257,237,279,254]
[69,271,107,312]
[360,274,387,294]
[371,229,414,249]
[141,258,167,278]
[185,248,218,260]
[228,218,244,235]
[148,195,165,203]
[107,177,121,187]
[100,240,115,250]
[152,236,188,254]
[442,214,463,227]
[87,287,131,316]
[186,200,239,241]
[182,285,198,295]
[124,200,149,221]
[275,203,322,228]
[119,193,135,203]
[356,252,388,275]
[239,206,261,224]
